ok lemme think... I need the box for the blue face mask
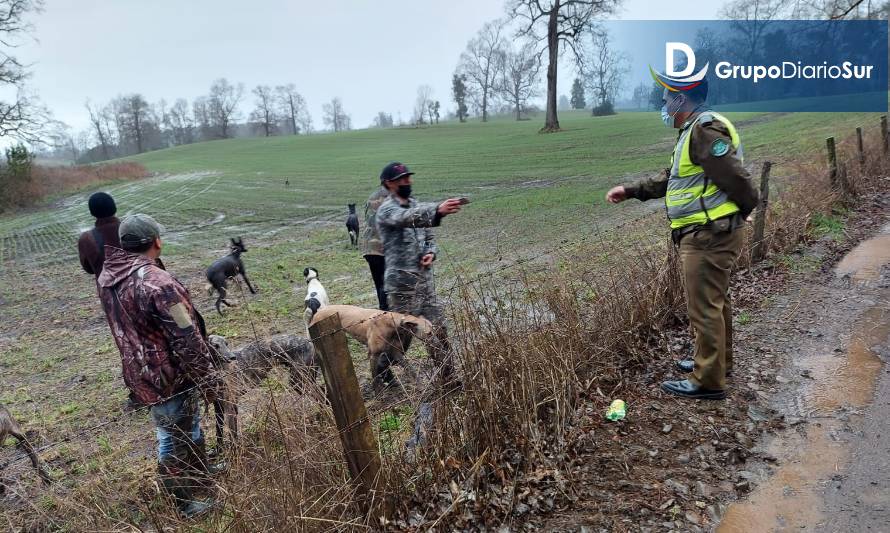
[661,104,673,127]
[661,95,684,128]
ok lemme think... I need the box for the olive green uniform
[626,112,758,390]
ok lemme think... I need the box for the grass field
[0,108,883,526]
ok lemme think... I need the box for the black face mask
[396,185,412,198]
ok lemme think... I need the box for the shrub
[592,101,616,116]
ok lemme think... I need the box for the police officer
[605,78,758,400]
[375,162,464,385]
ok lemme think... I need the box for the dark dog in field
[206,237,256,315]
[0,403,51,492]
[346,204,359,248]
[208,334,319,391]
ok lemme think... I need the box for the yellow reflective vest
[666,111,742,229]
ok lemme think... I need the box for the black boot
[158,459,215,519]
[660,379,726,400]
[675,359,733,377]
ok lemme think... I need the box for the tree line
[3,0,890,163]
[47,82,359,164]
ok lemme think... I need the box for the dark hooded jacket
[77,216,121,278]
[97,246,215,405]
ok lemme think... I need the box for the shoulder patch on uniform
[168,302,193,328]
[710,138,731,157]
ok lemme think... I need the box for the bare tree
[508,0,621,132]
[275,84,309,135]
[720,0,788,61]
[208,78,244,139]
[115,94,151,154]
[168,98,194,145]
[496,40,542,120]
[791,0,876,18]
[322,97,351,132]
[632,82,648,109]
[582,27,629,115]
[414,84,434,125]
[372,111,394,128]
[0,1,52,142]
[85,100,112,160]
[250,85,277,137]
[458,20,507,122]
[192,96,212,141]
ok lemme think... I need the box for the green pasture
[0,107,881,470]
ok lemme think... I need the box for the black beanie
[88,192,116,218]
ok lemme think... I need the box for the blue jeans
[150,390,203,462]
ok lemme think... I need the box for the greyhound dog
[0,403,51,491]
[309,305,432,392]
[346,204,359,248]
[208,334,318,391]
[206,238,257,315]
[302,267,330,325]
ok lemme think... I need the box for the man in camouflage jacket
[97,214,221,517]
[361,184,390,310]
[375,162,464,385]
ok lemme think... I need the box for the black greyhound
[346,204,359,248]
[206,238,256,315]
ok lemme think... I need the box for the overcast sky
[18,0,721,135]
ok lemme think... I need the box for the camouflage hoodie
[375,194,441,293]
[360,186,390,257]
[97,246,214,405]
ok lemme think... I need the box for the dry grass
[9,127,889,532]
[0,162,149,212]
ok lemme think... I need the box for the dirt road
[719,220,890,532]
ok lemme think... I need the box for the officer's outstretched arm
[376,201,442,229]
[624,168,669,201]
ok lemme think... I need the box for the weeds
[0,161,149,212]
[810,212,846,240]
[3,123,888,531]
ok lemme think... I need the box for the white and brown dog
[309,304,432,391]
[302,267,329,325]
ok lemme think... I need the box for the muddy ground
[531,188,890,532]
[1,169,888,530]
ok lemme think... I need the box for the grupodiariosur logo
[649,42,709,92]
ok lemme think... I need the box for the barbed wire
[0,134,866,479]
[0,191,675,471]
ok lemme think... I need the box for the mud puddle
[718,224,890,532]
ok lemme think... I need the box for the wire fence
[2,114,884,505]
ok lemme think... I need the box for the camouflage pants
[386,272,454,380]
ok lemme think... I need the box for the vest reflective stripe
[666,111,742,229]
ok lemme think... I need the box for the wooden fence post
[751,161,772,264]
[882,116,888,154]
[309,313,385,519]
[856,127,865,168]
[826,137,838,189]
